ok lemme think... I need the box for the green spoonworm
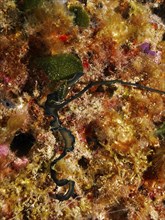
[33,53,83,81]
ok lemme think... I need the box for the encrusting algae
[0,0,165,219]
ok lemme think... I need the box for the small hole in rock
[10,132,35,157]
[152,4,165,23]
[163,32,165,41]
[78,156,89,169]
[1,98,15,109]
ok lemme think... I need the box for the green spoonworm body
[33,53,83,81]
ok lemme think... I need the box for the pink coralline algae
[12,157,29,170]
[0,144,9,158]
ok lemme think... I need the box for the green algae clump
[69,5,90,28]
[23,0,43,11]
[156,122,165,139]
[34,53,83,81]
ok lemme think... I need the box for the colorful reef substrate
[0,0,165,219]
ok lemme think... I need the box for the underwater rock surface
[0,0,165,219]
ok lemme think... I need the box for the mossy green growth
[69,5,90,28]
[33,53,83,81]
[155,122,165,139]
[23,0,43,11]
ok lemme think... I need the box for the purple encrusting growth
[140,42,150,53]
[140,42,157,56]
